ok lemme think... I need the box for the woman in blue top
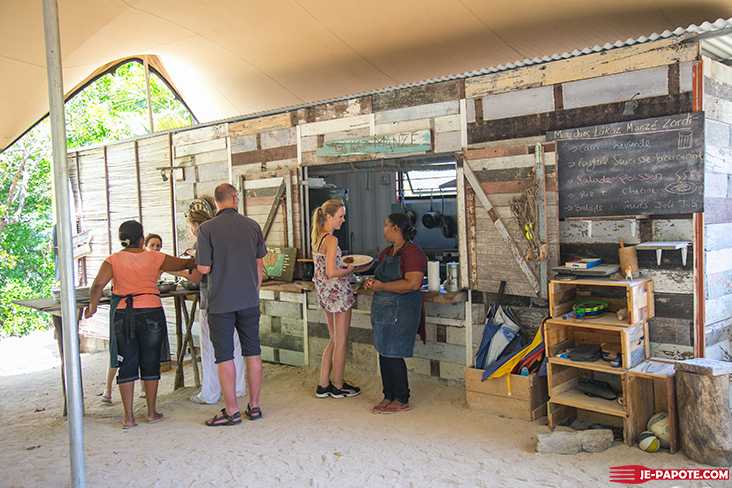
[364,213,427,414]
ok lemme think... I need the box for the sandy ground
[0,329,718,488]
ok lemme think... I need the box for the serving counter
[258,280,481,389]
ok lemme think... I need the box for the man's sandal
[244,403,262,421]
[204,408,242,427]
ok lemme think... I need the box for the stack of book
[565,258,602,269]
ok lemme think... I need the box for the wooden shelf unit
[545,278,653,445]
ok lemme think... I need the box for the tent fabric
[3,1,732,151]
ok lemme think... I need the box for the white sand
[0,329,714,488]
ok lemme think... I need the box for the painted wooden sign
[316,129,431,156]
[547,112,704,219]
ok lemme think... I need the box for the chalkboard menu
[547,112,704,219]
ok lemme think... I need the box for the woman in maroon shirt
[364,213,427,414]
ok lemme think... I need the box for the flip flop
[205,408,242,427]
[121,421,138,430]
[147,413,164,424]
[382,404,410,414]
[371,400,391,414]
[101,395,112,405]
[244,403,262,421]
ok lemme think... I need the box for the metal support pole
[42,0,86,486]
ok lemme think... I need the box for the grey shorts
[208,306,261,363]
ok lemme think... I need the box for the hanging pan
[422,192,442,229]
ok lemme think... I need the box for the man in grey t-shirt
[196,183,267,426]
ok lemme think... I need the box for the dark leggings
[379,355,410,404]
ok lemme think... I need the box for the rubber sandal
[121,421,138,430]
[244,403,262,421]
[382,404,410,414]
[371,400,391,414]
[147,413,164,424]
[101,395,112,405]
[205,408,242,427]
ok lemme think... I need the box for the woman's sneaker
[315,383,333,398]
[331,381,360,398]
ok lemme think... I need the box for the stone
[536,429,614,454]
[536,432,581,454]
[579,429,614,453]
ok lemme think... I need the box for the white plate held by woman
[341,255,373,267]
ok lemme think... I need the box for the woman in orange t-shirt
[86,220,195,429]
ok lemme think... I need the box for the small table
[13,288,202,414]
[167,289,201,390]
[628,358,679,453]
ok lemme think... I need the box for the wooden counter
[260,280,468,304]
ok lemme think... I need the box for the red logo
[610,465,730,484]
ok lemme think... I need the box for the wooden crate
[549,278,654,326]
[465,366,548,421]
[545,319,649,370]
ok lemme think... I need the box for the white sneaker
[190,394,211,405]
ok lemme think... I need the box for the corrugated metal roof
[463,18,732,77]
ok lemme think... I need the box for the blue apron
[371,251,422,358]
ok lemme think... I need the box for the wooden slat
[464,161,540,295]
[465,36,697,98]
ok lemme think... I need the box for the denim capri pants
[114,307,167,384]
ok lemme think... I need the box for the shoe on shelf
[315,383,333,398]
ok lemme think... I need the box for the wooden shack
[68,32,732,389]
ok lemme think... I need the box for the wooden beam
[535,143,548,298]
[262,181,286,240]
[463,161,540,295]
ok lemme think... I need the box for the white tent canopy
[3,0,732,151]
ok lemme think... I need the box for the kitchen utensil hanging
[437,189,456,238]
[401,192,416,224]
[422,192,442,229]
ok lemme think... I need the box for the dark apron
[371,252,422,358]
[110,292,171,366]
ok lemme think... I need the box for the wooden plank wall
[464,44,699,359]
[70,137,175,342]
[463,148,560,298]
[703,59,732,360]
[172,124,229,251]
[229,117,301,252]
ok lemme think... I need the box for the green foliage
[0,279,52,338]
[0,60,192,337]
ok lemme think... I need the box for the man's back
[196,208,266,313]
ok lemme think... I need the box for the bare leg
[103,366,117,400]
[144,380,162,422]
[245,355,263,409]
[331,308,352,389]
[217,359,239,416]
[318,311,336,387]
[118,381,137,428]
